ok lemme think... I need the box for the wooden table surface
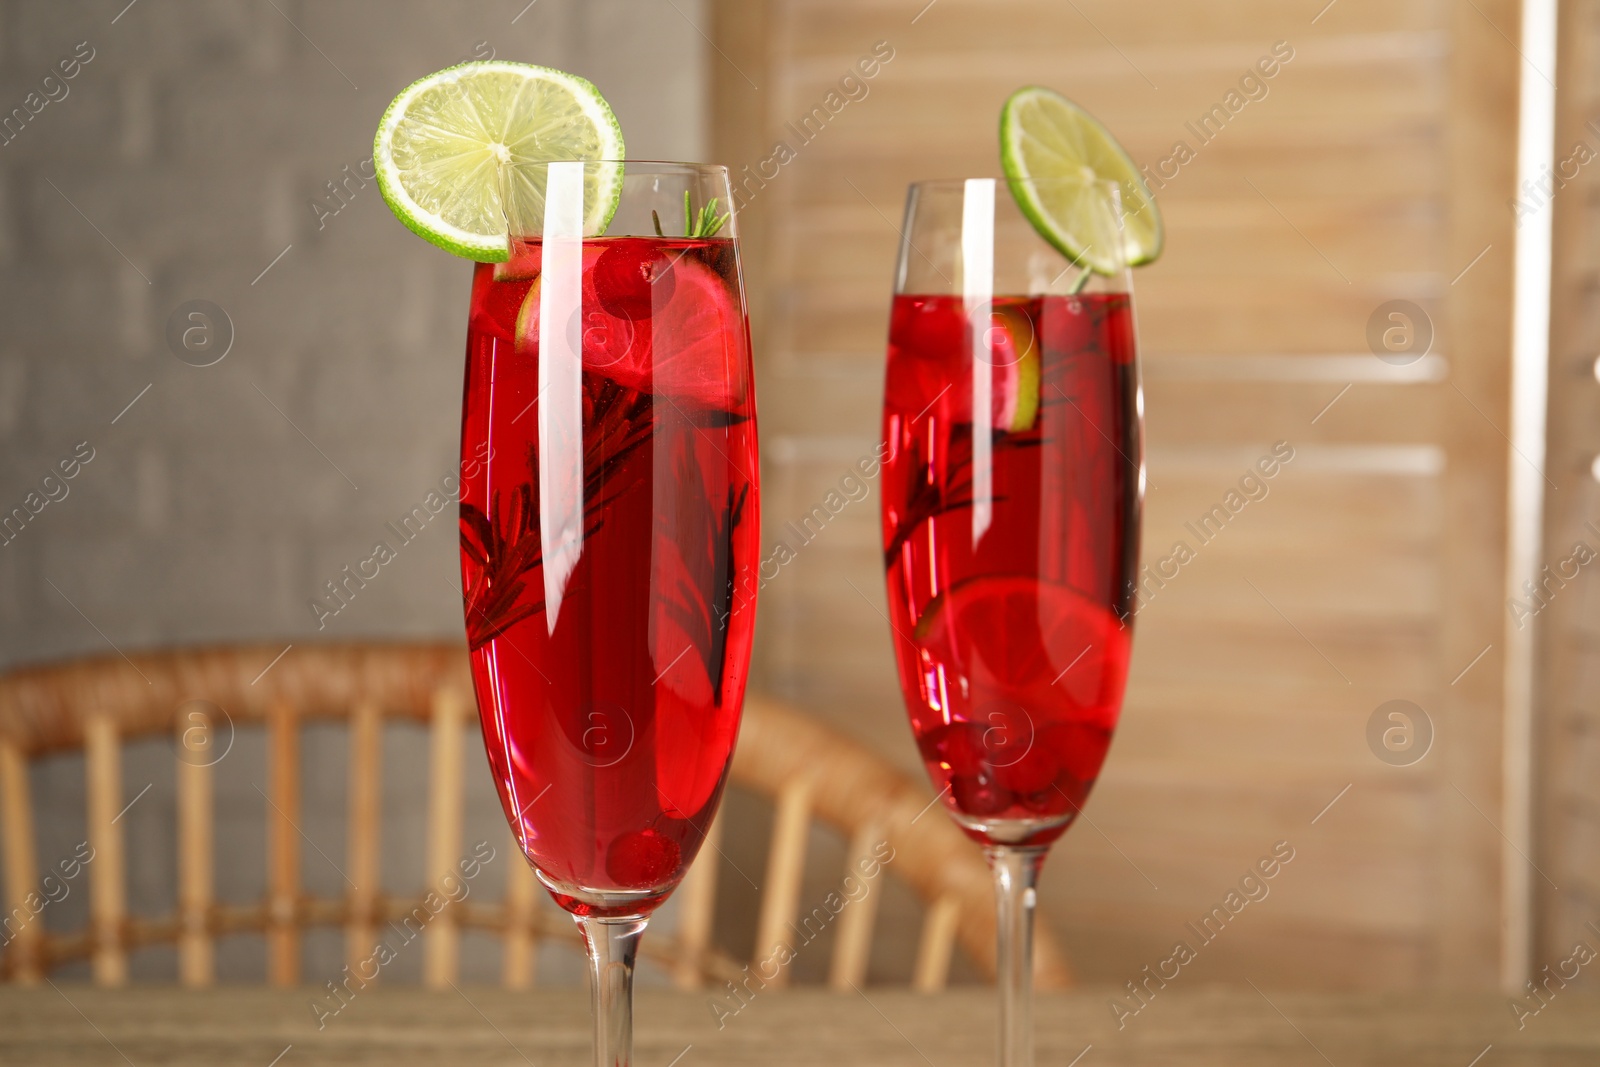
[1,986,1596,1066]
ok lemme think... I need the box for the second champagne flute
[879,177,1142,1067]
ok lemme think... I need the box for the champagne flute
[458,161,760,1066]
[879,177,1141,1067]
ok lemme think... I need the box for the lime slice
[374,61,624,262]
[999,86,1163,273]
[911,576,1129,730]
[990,305,1041,432]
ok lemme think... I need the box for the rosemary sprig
[687,191,730,238]
[654,191,730,239]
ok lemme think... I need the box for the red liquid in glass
[460,237,759,914]
[881,293,1140,846]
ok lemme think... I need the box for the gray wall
[0,0,706,983]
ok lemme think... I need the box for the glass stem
[986,845,1046,1067]
[577,914,648,1067]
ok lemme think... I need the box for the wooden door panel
[714,0,1520,988]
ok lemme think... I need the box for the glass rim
[906,175,1123,192]
[497,159,728,173]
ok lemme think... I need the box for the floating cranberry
[1018,786,1068,816]
[930,722,987,777]
[951,774,1013,817]
[593,242,676,321]
[996,742,1057,795]
[605,828,680,889]
[1046,722,1113,782]
[978,706,1035,763]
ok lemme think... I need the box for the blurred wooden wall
[711,0,1525,989]
[1541,0,1600,977]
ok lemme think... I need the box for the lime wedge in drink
[374,61,625,262]
[911,575,1128,728]
[990,304,1041,432]
[999,86,1163,273]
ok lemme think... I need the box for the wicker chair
[0,642,1071,990]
